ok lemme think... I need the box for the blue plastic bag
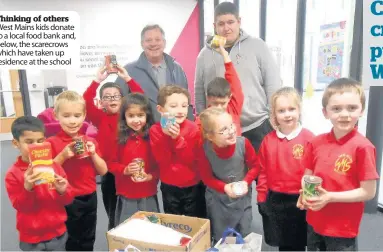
[220,228,245,245]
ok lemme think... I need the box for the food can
[303,175,323,200]
[160,112,176,129]
[73,136,89,159]
[232,182,244,196]
[210,35,226,48]
[132,158,146,181]
[105,55,118,74]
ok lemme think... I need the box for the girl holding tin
[256,87,314,251]
[107,93,159,225]
[197,107,259,243]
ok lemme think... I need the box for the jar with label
[73,136,89,159]
[232,182,245,196]
[132,158,146,181]
[210,35,226,48]
[160,112,176,129]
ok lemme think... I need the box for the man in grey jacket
[194,2,281,151]
[116,24,193,122]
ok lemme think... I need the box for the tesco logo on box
[161,221,192,233]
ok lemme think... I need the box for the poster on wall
[316,21,346,83]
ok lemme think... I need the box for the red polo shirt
[5,157,74,243]
[303,128,379,238]
[256,128,315,202]
[83,79,144,161]
[195,62,244,136]
[149,120,200,187]
[47,131,102,197]
[108,134,159,199]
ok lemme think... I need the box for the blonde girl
[256,87,314,251]
[197,107,259,242]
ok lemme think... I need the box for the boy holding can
[83,65,144,230]
[195,33,244,135]
[297,78,379,251]
[5,116,74,251]
[149,85,205,218]
[47,91,108,251]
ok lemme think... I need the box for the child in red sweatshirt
[5,116,74,251]
[297,78,379,251]
[83,65,143,229]
[149,85,204,217]
[197,108,259,243]
[195,37,244,135]
[256,87,314,251]
[47,91,108,251]
[108,93,159,225]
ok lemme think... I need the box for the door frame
[0,70,25,134]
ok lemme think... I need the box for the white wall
[0,70,16,117]
[2,0,197,116]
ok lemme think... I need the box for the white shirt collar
[276,124,303,140]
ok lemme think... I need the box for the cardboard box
[107,211,211,252]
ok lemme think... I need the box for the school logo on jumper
[334,154,353,174]
[292,144,304,159]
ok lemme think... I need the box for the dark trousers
[279,245,306,251]
[307,225,357,251]
[19,232,67,251]
[161,182,206,218]
[197,182,207,218]
[101,172,117,230]
[242,119,274,153]
[259,190,306,249]
[65,191,97,251]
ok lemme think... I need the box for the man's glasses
[217,124,236,135]
[102,95,122,101]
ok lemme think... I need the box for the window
[204,0,215,37]
[0,70,25,133]
[266,0,298,87]
[301,0,356,135]
[240,0,260,38]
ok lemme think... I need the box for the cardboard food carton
[107,211,211,252]
[28,142,55,186]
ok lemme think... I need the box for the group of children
[5,39,378,252]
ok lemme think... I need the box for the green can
[303,175,322,200]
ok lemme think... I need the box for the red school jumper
[83,79,144,161]
[197,137,259,193]
[303,128,379,238]
[149,120,200,187]
[108,134,159,199]
[256,128,315,202]
[195,62,244,136]
[5,157,74,243]
[47,131,102,196]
